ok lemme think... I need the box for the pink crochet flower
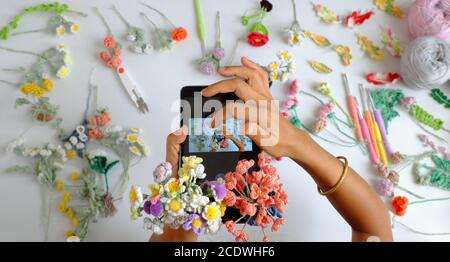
[400,96,416,109]
[99,51,110,63]
[103,35,116,49]
[282,97,299,110]
[153,162,172,183]
[88,129,104,140]
[288,80,300,97]
[377,178,394,197]
[318,103,334,120]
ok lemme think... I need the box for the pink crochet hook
[342,74,364,142]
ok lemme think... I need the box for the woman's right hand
[202,56,308,159]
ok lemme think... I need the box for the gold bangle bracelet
[318,156,348,196]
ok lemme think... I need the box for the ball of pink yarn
[408,0,450,40]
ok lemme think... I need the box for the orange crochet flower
[391,196,408,216]
[171,27,188,42]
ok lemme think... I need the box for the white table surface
[0,0,448,242]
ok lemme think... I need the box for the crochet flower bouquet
[130,153,287,242]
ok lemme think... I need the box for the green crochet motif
[370,89,405,130]
[430,88,450,109]
[416,155,450,191]
[409,104,444,131]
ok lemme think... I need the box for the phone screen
[188,118,253,153]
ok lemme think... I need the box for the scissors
[116,66,149,114]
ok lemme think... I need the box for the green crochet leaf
[370,89,404,129]
[430,88,450,109]
[105,160,120,175]
[432,155,450,173]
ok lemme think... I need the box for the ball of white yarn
[400,37,450,89]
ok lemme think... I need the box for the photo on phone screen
[188,118,253,153]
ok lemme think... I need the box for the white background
[0,0,448,242]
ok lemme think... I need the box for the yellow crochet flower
[63,192,71,203]
[203,202,220,222]
[42,79,54,92]
[270,72,279,81]
[20,83,39,95]
[179,156,203,181]
[56,25,66,36]
[33,87,45,97]
[56,180,64,192]
[66,150,77,160]
[56,66,70,78]
[70,172,80,181]
[66,207,74,220]
[129,146,142,156]
[59,201,66,214]
[70,24,80,33]
[148,184,162,197]
[269,62,278,71]
[127,133,139,143]
[72,217,79,227]
[65,230,74,238]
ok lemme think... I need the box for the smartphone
[180,86,261,181]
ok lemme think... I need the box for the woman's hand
[150,126,198,242]
[202,56,308,159]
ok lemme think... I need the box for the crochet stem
[110,5,131,28]
[141,3,176,29]
[10,28,46,36]
[93,7,112,36]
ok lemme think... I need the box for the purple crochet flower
[212,47,225,60]
[377,178,393,197]
[183,214,204,235]
[200,61,215,75]
[400,96,416,110]
[153,162,172,183]
[209,181,227,201]
[143,200,163,217]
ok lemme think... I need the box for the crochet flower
[164,178,186,196]
[56,25,66,36]
[183,214,204,235]
[391,196,408,216]
[143,199,163,217]
[377,178,394,197]
[171,27,188,42]
[199,61,215,75]
[260,0,273,12]
[209,181,227,201]
[212,47,225,60]
[103,35,117,49]
[247,32,269,47]
[267,51,296,82]
[153,162,172,183]
[288,80,300,97]
[130,186,144,208]
[166,197,186,216]
[202,202,221,224]
[56,66,70,78]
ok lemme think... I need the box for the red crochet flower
[391,196,408,216]
[247,32,269,47]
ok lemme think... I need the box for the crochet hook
[355,95,379,165]
[367,88,394,156]
[194,0,207,56]
[342,74,364,142]
[359,84,380,160]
